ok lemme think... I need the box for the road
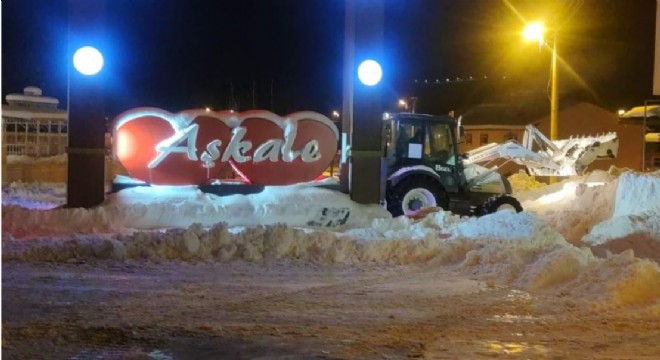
[2,261,659,359]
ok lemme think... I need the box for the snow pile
[2,171,659,310]
[611,171,660,217]
[583,171,660,261]
[4,209,659,311]
[558,250,660,312]
[2,204,126,238]
[508,170,545,193]
[3,210,569,268]
[516,169,617,207]
[530,178,619,244]
[2,181,390,237]
[2,182,66,209]
[105,183,388,230]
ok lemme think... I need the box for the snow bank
[2,181,390,237]
[2,171,659,311]
[557,250,660,312]
[582,171,660,261]
[106,183,388,230]
[530,178,618,244]
[6,154,67,164]
[5,211,567,267]
[2,182,66,209]
[4,210,658,311]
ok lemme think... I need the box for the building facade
[2,86,68,157]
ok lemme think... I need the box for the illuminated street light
[332,110,340,119]
[523,21,558,142]
[67,0,106,209]
[522,21,545,46]
[357,59,383,86]
[73,46,104,76]
[398,98,408,110]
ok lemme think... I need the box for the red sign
[113,108,339,186]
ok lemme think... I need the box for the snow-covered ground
[2,168,659,310]
[3,167,660,358]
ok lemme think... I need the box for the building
[620,105,660,171]
[2,86,68,157]
[1,86,129,184]
[460,103,537,152]
[460,102,646,173]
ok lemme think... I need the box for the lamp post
[523,21,558,141]
[67,0,107,208]
[550,35,558,142]
[341,0,385,205]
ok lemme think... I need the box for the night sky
[2,0,657,118]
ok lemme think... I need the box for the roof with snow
[621,105,660,118]
[460,103,541,127]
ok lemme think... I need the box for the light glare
[522,22,545,44]
[73,46,104,75]
[357,59,382,86]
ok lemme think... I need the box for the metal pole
[550,35,558,141]
[339,0,355,194]
[347,0,385,205]
[643,100,648,172]
[548,35,559,184]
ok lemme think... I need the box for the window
[480,133,489,145]
[465,133,472,145]
[503,132,517,142]
[427,123,454,163]
[395,121,423,159]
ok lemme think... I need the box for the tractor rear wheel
[386,175,448,217]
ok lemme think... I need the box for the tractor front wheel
[475,194,523,216]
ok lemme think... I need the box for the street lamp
[398,98,408,111]
[73,46,104,76]
[523,21,558,142]
[67,0,107,208]
[357,59,383,86]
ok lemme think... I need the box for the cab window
[427,123,454,164]
[395,120,424,159]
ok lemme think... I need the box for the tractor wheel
[475,194,523,216]
[386,175,448,217]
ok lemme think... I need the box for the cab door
[424,122,460,192]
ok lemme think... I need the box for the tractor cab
[380,112,521,217]
[382,112,467,194]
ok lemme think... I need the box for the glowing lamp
[522,22,545,46]
[73,46,104,76]
[357,59,382,86]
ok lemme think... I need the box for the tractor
[381,112,523,217]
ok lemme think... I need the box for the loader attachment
[529,130,618,176]
[463,125,619,176]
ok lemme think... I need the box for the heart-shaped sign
[113,108,339,186]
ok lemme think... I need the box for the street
[3,261,658,359]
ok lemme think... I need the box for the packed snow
[2,167,659,312]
